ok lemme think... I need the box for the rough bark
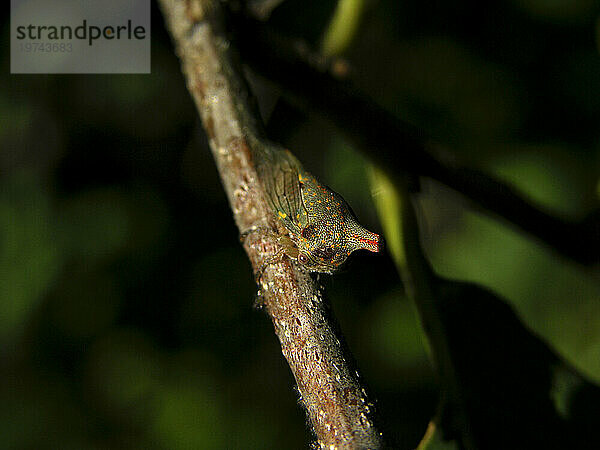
[158,1,384,447]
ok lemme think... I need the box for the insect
[255,144,381,274]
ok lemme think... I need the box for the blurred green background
[2,0,599,448]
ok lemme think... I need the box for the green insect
[255,144,381,274]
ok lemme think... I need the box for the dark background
[2,0,599,448]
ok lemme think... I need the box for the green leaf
[416,422,459,450]
[368,168,600,449]
[321,0,368,56]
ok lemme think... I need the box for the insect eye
[298,253,309,264]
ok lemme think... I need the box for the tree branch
[230,16,600,266]
[158,0,384,447]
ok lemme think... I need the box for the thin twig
[231,16,600,266]
[158,0,385,447]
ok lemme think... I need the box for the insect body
[255,144,381,274]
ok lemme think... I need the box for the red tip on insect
[353,230,382,253]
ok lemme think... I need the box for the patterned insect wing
[256,146,308,235]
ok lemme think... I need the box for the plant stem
[158,1,385,447]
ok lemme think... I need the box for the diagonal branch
[158,0,385,447]
[230,16,600,266]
